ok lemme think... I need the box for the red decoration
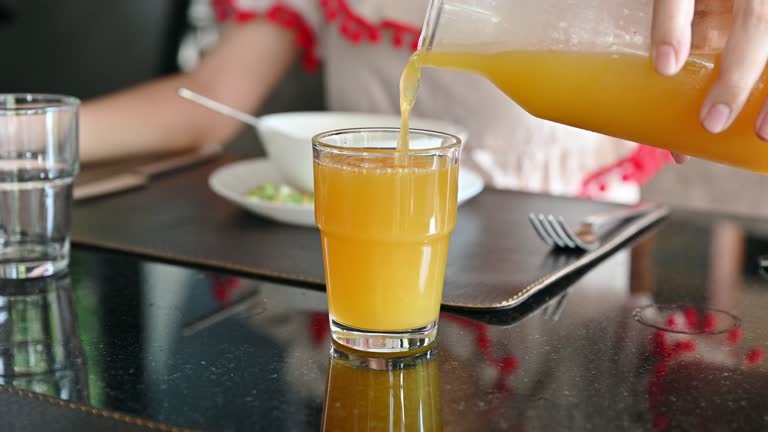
[701,313,718,332]
[727,328,744,345]
[682,306,699,329]
[210,275,239,304]
[310,312,330,347]
[578,145,672,199]
[746,348,765,365]
[443,315,519,393]
[212,0,320,71]
[665,314,678,330]
[672,340,696,354]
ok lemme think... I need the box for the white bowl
[256,111,469,193]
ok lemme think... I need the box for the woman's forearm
[80,20,299,164]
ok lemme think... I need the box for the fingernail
[701,104,731,134]
[654,44,677,76]
[757,110,768,141]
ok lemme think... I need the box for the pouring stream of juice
[399,48,768,174]
[398,52,422,154]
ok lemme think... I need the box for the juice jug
[412,0,768,173]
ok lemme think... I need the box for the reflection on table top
[2,213,768,431]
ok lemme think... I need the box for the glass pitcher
[414,0,768,173]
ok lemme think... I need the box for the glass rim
[312,127,462,155]
[0,94,81,115]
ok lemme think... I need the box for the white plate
[209,158,485,227]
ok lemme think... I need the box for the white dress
[181,0,672,204]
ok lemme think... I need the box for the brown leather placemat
[72,157,667,310]
[445,202,667,309]
[73,157,325,287]
[0,385,201,432]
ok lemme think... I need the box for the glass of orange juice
[321,342,442,432]
[313,127,461,353]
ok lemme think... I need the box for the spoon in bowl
[177,87,262,129]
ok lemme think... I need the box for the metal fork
[528,202,659,251]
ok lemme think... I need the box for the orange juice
[420,50,768,173]
[398,51,422,152]
[314,153,458,331]
[321,349,442,432]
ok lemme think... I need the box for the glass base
[330,318,438,354]
[0,242,69,279]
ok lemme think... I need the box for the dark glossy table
[2,211,768,431]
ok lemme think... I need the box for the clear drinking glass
[313,128,461,353]
[0,94,80,278]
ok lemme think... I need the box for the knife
[74,143,221,201]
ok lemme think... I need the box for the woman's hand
[652,0,768,140]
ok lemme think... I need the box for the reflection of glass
[0,272,88,401]
[321,343,442,432]
[313,128,461,353]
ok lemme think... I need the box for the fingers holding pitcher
[653,0,768,140]
[652,0,695,76]
[700,0,768,136]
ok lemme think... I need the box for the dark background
[0,0,188,98]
